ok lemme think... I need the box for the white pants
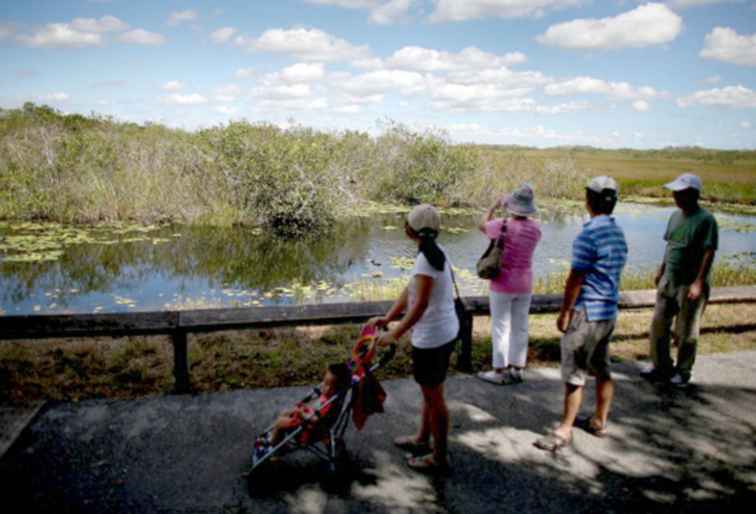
[489,291,532,369]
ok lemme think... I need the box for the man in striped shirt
[535,176,628,452]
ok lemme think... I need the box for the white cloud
[245,28,370,62]
[211,27,236,43]
[119,29,166,45]
[700,27,756,67]
[432,93,590,113]
[352,57,385,70]
[545,76,662,99]
[677,85,756,108]
[18,23,102,47]
[71,15,128,33]
[215,105,238,115]
[446,68,551,90]
[537,3,682,49]
[337,69,427,96]
[215,84,242,102]
[429,0,584,22]
[41,92,69,102]
[256,97,329,112]
[703,75,721,84]
[168,10,198,26]
[304,0,414,25]
[741,120,752,129]
[632,99,650,111]
[163,93,208,105]
[386,46,526,72]
[234,68,255,79]
[370,0,414,24]
[334,104,363,113]
[162,81,184,92]
[254,83,314,99]
[280,62,326,82]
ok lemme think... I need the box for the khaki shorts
[560,308,615,386]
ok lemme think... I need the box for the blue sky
[1,0,755,148]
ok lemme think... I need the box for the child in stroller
[269,362,351,446]
[244,325,394,484]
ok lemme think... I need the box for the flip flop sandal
[576,417,608,438]
[533,432,571,452]
[394,435,432,454]
[407,453,449,473]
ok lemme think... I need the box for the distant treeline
[0,104,587,233]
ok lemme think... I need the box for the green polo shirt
[663,206,718,287]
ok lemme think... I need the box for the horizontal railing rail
[2,286,755,393]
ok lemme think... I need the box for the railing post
[456,310,474,372]
[172,329,191,394]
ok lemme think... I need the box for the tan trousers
[649,277,708,378]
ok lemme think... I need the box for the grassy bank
[1,303,754,404]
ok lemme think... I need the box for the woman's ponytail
[417,228,445,271]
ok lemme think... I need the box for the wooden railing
[2,286,755,393]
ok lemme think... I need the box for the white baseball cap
[664,173,702,192]
[407,204,440,232]
[586,176,618,193]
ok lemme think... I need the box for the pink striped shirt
[484,217,542,294]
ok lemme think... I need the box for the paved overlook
[2,352,756,513]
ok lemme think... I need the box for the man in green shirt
[642,173,718,387]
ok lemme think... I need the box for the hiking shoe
[477,370,505,384]
[509,368,524,383]
[500,369,522,385]
[670,373,691,388]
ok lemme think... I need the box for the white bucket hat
[664,172,702,192]
[504,183,537,216]
[407,204,440,232]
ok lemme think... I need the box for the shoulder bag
[476,222,506,280]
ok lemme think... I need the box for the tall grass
[0,104,587,233]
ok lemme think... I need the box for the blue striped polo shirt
[571,215,628,321]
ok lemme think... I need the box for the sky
[1,0,755,149]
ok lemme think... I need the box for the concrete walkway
[2,352,756,513]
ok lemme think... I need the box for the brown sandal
[533,432,571,452]
[577,417,608,438]
[407,453,449,473]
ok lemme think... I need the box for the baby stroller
[244,325,395,489]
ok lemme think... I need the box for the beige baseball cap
[587,176,618,193]
[407,204,440,232]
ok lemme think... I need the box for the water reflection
[0,205,754,315]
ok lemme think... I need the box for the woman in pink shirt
[477,184,542,385]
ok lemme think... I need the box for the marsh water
[1,204,754,315]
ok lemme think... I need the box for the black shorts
[412,340,455,386]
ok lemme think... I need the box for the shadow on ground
[1,353,756,513]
